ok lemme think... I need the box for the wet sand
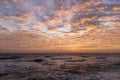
[0,53,120,80]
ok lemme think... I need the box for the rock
[27,76,71,80]
[113,61,120,66]
[0,56,20,60]
[33,59,44,63]
[88,78,100,80]
[0,73,9,78]
[65,59,86,62]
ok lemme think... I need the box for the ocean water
[0,53,120,80]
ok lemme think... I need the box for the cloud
[0,0,119,38]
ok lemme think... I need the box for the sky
[0,0,120,53]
